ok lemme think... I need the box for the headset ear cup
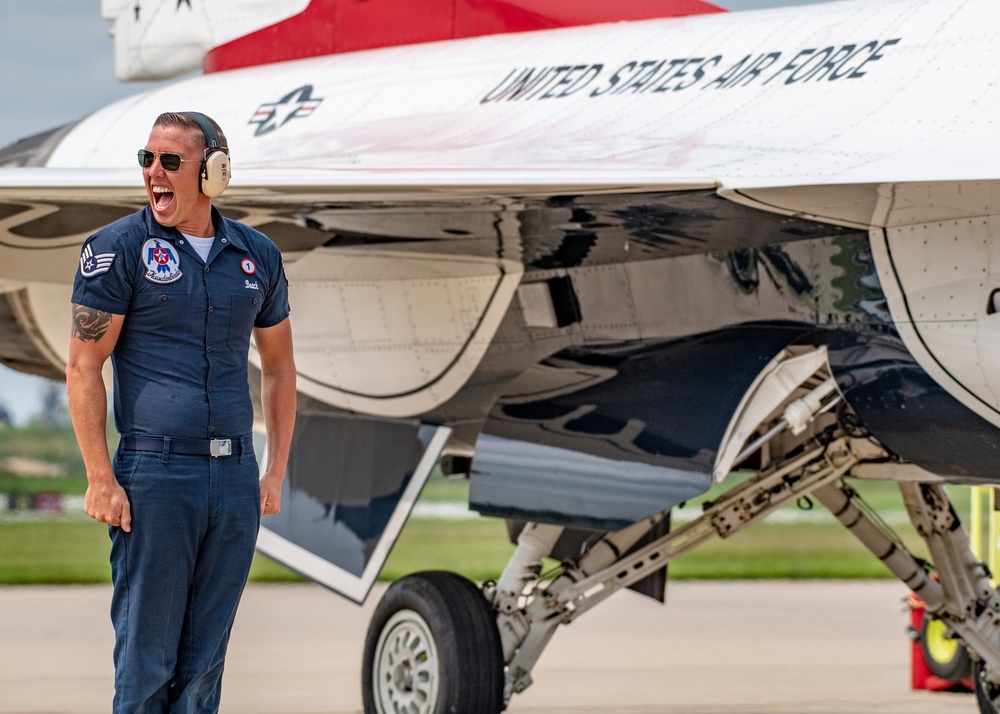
[201,149,231,197]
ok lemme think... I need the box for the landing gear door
[881,219,1000,419]
[255,412,451,604]
[977,215,1000,408]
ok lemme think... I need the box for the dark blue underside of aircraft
[470,322,1000,530]
[251,188,1000,549]
[465,219,1000,529]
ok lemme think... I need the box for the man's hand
[254,318,295,519]
[84,472,132,532]
[259,470,283,517]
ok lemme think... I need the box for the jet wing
[0,164,718,406]
[0,166,717,201]
[0,164,716,283]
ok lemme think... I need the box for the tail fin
[102,0,308,80]
[103,0,724,80]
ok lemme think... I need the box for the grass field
[0,497,940,585]
[0,457,981,585]
[0,516,918,585]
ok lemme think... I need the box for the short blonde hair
[153,112,228,151]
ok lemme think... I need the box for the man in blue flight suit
[66,111,296,713]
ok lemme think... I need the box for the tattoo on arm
[72,304,112,343]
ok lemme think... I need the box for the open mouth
[152,187,174,210]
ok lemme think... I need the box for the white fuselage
[49,0,1000,189]
[5,0,1000,427]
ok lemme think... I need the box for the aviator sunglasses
[137,149,191,172]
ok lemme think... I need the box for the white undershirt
[182,233,214,263]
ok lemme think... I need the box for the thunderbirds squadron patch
[142,238,182,284]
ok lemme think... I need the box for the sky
[0,3,161,151]
[0,0,830,423]
[0,3,160,423]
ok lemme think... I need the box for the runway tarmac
[0,580,977,714]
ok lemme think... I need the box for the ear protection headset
[182,111,231,197]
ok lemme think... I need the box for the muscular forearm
[67,361,114,481]
[254,318,296,516]
[69,363,131,531]
[260,366,296,479]
[67,303,119,482]
[66,304,130,530]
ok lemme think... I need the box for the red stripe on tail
[205,0,725,73]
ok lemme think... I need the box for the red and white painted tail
[103,0,725,80]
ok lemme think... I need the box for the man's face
[142,124,213,235]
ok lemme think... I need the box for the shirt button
[160,295,168,301]
[207,347,213,353]
[208,386,213,393]
[208,306,214,312]
[204,266,210,273]
[210,426,216,433]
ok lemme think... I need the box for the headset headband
[182,111,223,151]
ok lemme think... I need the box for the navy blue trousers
[109,446,260,714]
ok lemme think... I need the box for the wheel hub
[392,658,414,692]
[374,609,440,713]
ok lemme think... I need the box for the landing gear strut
[361,347,1000,713]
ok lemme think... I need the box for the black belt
[122,435,252,458]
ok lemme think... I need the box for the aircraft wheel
[920,611,971,681]
[362,571,504,714]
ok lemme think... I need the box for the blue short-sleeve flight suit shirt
[71,205,290,440]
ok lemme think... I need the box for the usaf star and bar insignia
[249,85,323,136]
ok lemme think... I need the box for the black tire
[362,571,504,714]
[975,660,1000,714]
[920,611,972,681]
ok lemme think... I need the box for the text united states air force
[481,39,901,103]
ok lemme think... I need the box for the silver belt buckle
[210,438,232,457]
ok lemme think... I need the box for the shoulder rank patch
[142,238,182,284]
[79,243,116,278]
